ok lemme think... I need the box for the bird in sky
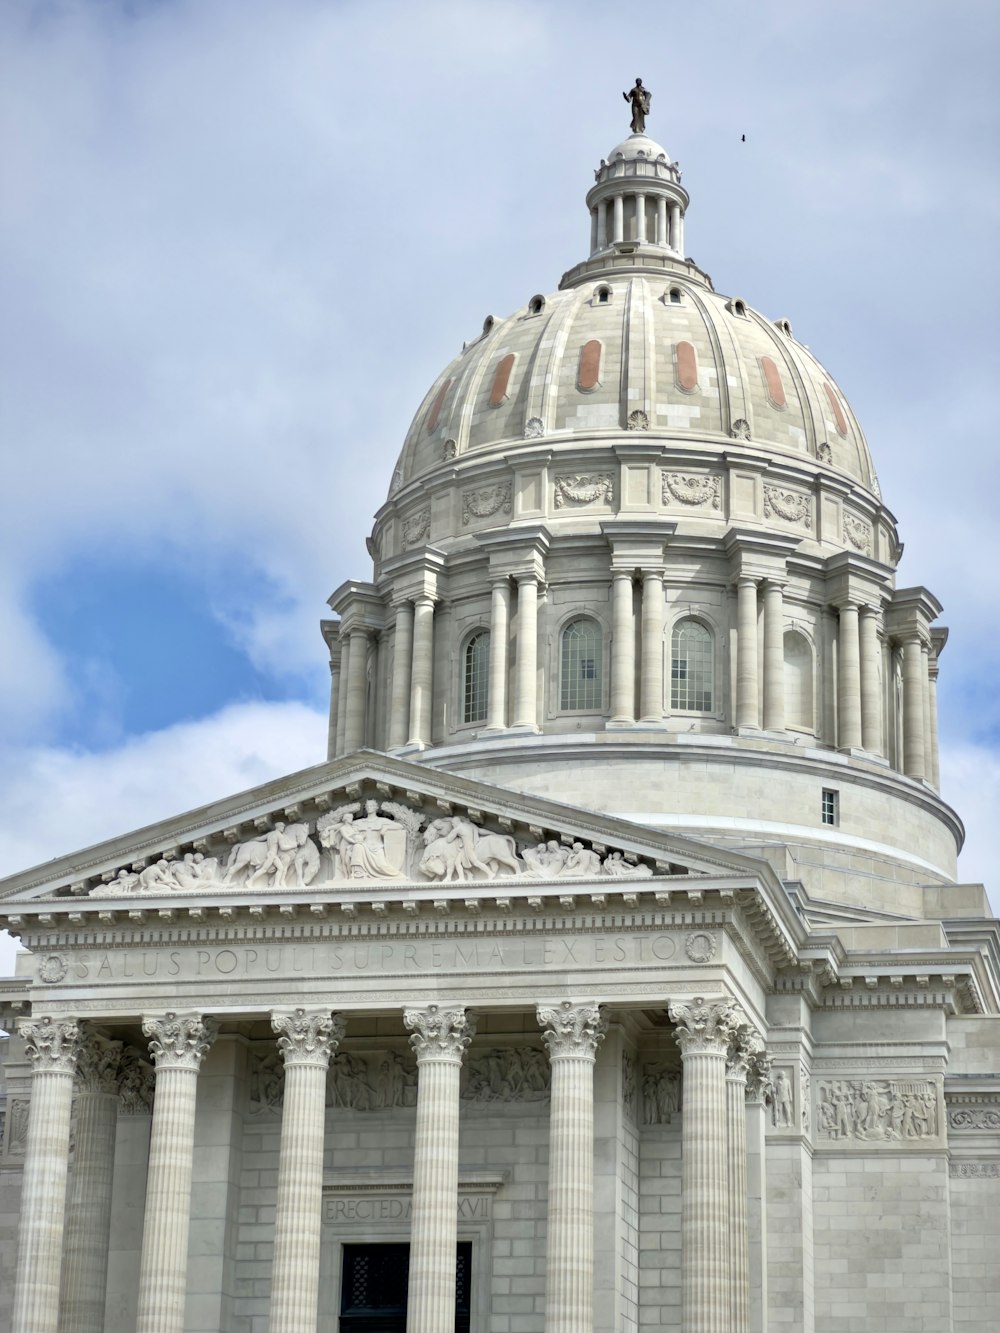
[741,134,746,142]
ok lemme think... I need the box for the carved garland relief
[462,483,511,525]
[88,799,658,896]
[843,511,873,554]
[553,473,615,508]
[402,508,431,547]
[763,484,812,529]
[662,472,722,510]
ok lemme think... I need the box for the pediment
[0,750,779,910]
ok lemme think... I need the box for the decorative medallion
[731,418,751,440]
[524,417,544,439]
[949,1105,1000,1131]
[684,931,716,963]
[625,409,649,431]
[38,954,69,984]
[763,484,812,529]
[817,441,833,464]
[554,473,615,508]
[843,512,873,554]
[402,507,431,547]
[663,473,722,510]
[462,483,512,525]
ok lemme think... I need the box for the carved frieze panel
[463,1046,550,1103]
[641,1064,681,1124]
[622,1051,637,1122]
[662,472,722,510]
[554,473,615,508]
[462,483,511,525]
[763,484,812,529]
[327,1049,417,1112]
[843,511,873,554]
[950,1162,1000,1177]
[816,1078,940,1144]
[87,799,660,897]
[947,1101,1000,1132]
[401,508,431,547]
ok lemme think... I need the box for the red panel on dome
[425,378,452,434]
[578,340,602,391]
[675,341,698,392]
[761,356,786,408]
[823,381,848,436]
[490,354,515,407]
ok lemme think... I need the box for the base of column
[732,724,761,737]
[637,717,670,728]
[399,740,431,755]
[605,717,640,729]
[505,723,541,736]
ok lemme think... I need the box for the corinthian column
[639,569,664,722]
[403,1005,475,1333]
[725,1024,764,1333]
[668,996,742,1333]
[486,578,510,730]
[135,1013,217,1333]
[513,574,539,729]
[902,634,926,780]
[388,601,414,750]
[610,571,635,723]
[409,595,435,747]
[342,627,370,754]
[761,581,784,732]
[837,601,862,750]
[536,1001,607,1333]
[267,1009,345,1333]
[859,605,882,754]
[59,1032,123,1333]
[11,1017,82,1333]
[735,577,759,729]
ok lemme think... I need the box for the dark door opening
[340,1242,472,1333]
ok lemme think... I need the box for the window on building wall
[340,1242,471,1333]
[560,617,602,710]
[463,630,490,723]
[821,789,839,826]
[783,631,814,731]
[670,619,714,712]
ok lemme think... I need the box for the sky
[1,0,998,973]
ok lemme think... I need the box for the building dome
[330,128,954,915]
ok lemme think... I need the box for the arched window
[560,617,602,711]
[670,619,714,712]
[783,631,814,731]
[463,630,490,723]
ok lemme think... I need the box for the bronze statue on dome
[623,78,651,134]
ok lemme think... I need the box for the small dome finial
[623,78,652,135]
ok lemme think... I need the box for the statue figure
[772,1068,794,1128]
[623,77,651,135]
[169,851,219,891]
[318,801,408,880]
[418,817,521,881]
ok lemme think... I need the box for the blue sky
[1,0,998,970]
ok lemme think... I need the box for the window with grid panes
[560,617,602,711]
[670,618,714,712]
[463,630,490,723]
[340,1242,471,1332]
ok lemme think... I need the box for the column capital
[142,1012,217,1072]
[744,1046,774,1104]
[19,1016,82,1074]
[668,995,742,1056]
[75,1031,123,1095]
[117,1047,155,1114]
[537,1000,607,1059]
[726,1022,765,1081]
[404,1004,475,1063]
[271,1008,345,1068]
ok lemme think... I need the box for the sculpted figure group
[91,795,659,896]
[817,1079,938,1141]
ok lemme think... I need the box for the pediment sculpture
[86,794,660,898]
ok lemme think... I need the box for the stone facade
[0,124,998,1333]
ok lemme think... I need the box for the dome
[603,132,673,163]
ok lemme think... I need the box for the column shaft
[590,207,598,253]
[670,998,740,1333]
[342,628,369,754]
[635,192,647,242]
[656,197,667,246]
[596,200,608,250]
[610,572,635,723]
[404,1007,474,1333]
[928,662,941,789]
[268,1010,343,1333]
[726,1066,751,1333]
[921,645,933,784]
[735,578,759,729]
[902,636,926,779]
[59,1036,122,1333]
[761,581,785,732]
[135,1015,216,1333]
[613,195,624,244]
[335,633,350,757]
[408,598,435,746]
[538,1003,606,1333]
[639,570,664,722]
[12,1020,81,1333]
[837,601,862,750]
[326,656,341,761]
[486,580,510,730]
[859,607,882,754]
[388,602,414,749]
[669,203,680,250]
[513,576,539,729]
